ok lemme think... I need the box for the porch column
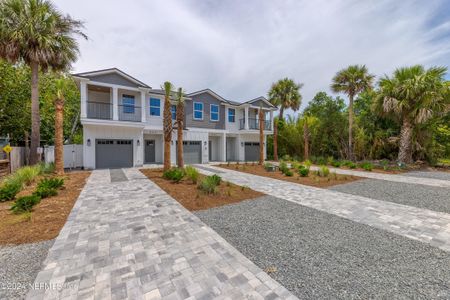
[112,87,119,121]
[140,90,146,123]
[270,110,274,131]
[221,133,226,161]
[244,106,249,130]
[80,81,88,118]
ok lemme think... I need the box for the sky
[55,0,450,112]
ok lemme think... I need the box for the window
[193,102,203,120]
[228,108,235,123]
[150,98,160,116]
[122,95,135,114]
[171,105,177,120]
[210,104,219,121]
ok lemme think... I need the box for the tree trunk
[303,122,309,161]
[54,98,64,175]
[176,102,184,168]
[24,131,29,165]
[348,94,354,161]
[398,117,413,164]
[259,108,264,165]
[30,62,40,165]
[163,96,172,171]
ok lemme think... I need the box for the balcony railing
[87,101,112,120]
[239,118,271,130]
[119,104,141,122]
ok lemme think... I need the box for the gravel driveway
[0,240,53,300]
[329,178,450,214]
[195,196,450,299]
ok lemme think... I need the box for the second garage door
[96,139,133,169]
[179,141,202,164]
[244,142,260,161]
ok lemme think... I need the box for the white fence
[44,144,83,169]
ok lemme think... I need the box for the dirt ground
[218,164,361,188]
[0,171,91,245]
[140,168,264,211]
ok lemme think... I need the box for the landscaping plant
[162,168,185,183]
[298,167,309,177]
[185,166,199,184]
[33,177,64,198]
[0,179,22,201]
[317,165,330,177]
[198,174,222,194]
[10,195,41,214]
[359,162,373,171]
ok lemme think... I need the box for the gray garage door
[96,139,133,169]
[244,142,260,161]
[178,141,202,164]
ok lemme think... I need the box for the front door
[144,140,155,163]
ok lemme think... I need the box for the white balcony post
[80,81,88,118]
[112,87,119,121]
[140,90,146,123]
[270,110,274,131]
[244,106,249,130]
[221,132,226,161]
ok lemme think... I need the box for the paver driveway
[27,168,296,300]
[196,165,450,252]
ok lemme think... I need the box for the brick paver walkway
[198,166,450,252]
[27,168,296,300]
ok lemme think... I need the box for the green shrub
[299,167,309,177]
[0,180,22,202]
[198,175,221,194]
[359,162,373,171]
[291,161,300,170]
[304,160,312,169]
[39,162,55,174]
[313,156,326,165]
[279,161,289,173]
[15,165,41,185]
[342,160,357,169]
[185,166,199,183]
[284,169,293,176]
[264,162,274,171]
[317,165,330,177]
[162,168,185,183]
[10,195,41,214]
[332,160,342,168]
[281,154,292,161]
[33,177,64,198]
[380,159,389,170]
[327,156,335,166]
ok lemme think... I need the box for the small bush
[281,154,292,161]
[210,174,222,186]
[198,175,221,194]
[0,180,22,202]
[284,169,293,176]
[359,162,373,171]
[15,165,41,185]
[185,166,199,184]
[40,177,64,189]
[264,162,274,171]
[332,160,342,168]
[162,168,185,183]
[299,167,309,177]
[10,195,41,214]
[327,156,335,166]
[33,178,64,198]
[304,160,312,169]
[279,161,289,174]
[291,161,300,170]
[313,156,326,165]
[317,165,330,177]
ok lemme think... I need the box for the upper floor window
[228,108,235,123]
[210,104,219,121]
[171,105,177,120]
[193,102,203,120]
[122,95,135,114]
[150,98,160,116]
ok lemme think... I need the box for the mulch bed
[218,164,361,188]
[140,168,264,211]
[0,171,91,245]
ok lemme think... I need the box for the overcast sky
[55,0,450,112]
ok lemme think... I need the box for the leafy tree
[175,87,184,168]
[0,0,86,164]
[268,78,303,161]
[376,65,449,163]
[331,65,374,160]
[162,81,174,170]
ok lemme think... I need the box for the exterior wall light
[137,140,140,146]
[87,139,91,147]
[241,142,244,147]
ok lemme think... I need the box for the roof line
[72,68,151,88]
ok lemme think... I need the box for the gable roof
[245,96,276,108]
[187,89,276,108]
[72,68,151,88]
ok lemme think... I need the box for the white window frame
[149,97,161,117]
[210,104,219,122]
[193,102,203,120]
[228,108,235,123]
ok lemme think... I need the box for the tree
[300,114,317,161]
[0,0,86,164]
[162,81,174,170]
[268,78,303,161]
[53,77,65,175]
[377,65,449,164]
[331,65,374,160]
[258,106,264,164]
[176,87,185,168]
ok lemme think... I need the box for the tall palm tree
[377,65,449,164]
[162,81,174,170]
[0,0,86,165]
[258,105,264,165]
[175,87,185,168]
[331,65,374,161]
[54,77,66,175]
[300,114,317,161]
[268,78,303,161]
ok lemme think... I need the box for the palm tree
[0,0,86,165]
[300,114,317,161]
[162,81,174,171]
[175,87,185,168]
[268,78,303,161]
[54,77,66,175]
[258,105,264,165]
[331,65,374,161]
[377,65,449,164]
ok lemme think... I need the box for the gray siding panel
[86,73,141,88]
[250,100,271,108]
[185,92,225,129]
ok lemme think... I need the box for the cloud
[55,0,450,112]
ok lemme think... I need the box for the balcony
[239,118,271,130]
[119,104,141,122]
[87,101,112,120]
